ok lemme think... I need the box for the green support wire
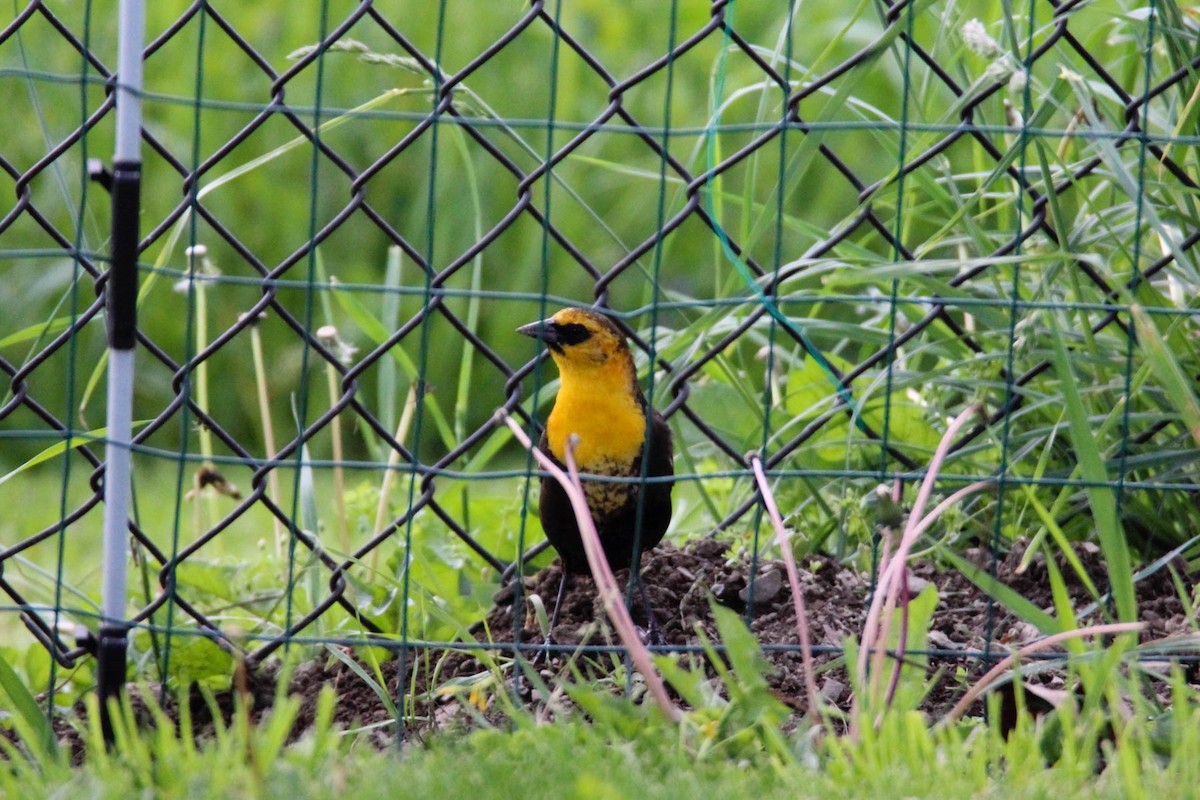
[0,1,1197,741]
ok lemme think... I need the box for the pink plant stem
[500,412,680,722]
[858,405,983,682]
[750,456,820,718]
[884,573,910,707]
[942,622,1144,724]
[905,480,995,543]
[851,405,988,737]
[881,479,995,709]
[882,478,906,706]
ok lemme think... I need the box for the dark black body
[537,408,674,574]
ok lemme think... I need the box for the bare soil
[267,539,1194,744]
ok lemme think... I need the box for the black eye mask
[554,322,592,346]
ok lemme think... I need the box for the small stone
[739,568,783,604]
[1006,621,1040,644]
[820,678,847,702]
[927,630,959,650]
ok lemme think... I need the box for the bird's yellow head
[515,307,633,374]
[517,307,646,468]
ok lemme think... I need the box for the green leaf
[653,654,711,710]
[885,583,940,709]
[0,316,75,350]
[174,561,244,603]
[0,420,151,487]
[1042,547,1083,653]
[0,649,56,758]
[785,351,847,420]
[710,603,775,689]
[1046,314,1136,622]
[165,635,234,689]
[322,644,400,721]
[1017,484,1101,601]
[888,583,938,661]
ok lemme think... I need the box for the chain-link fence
[2,0,1198,727]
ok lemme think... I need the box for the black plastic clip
[88,158,113,193]
[96,624,129,745]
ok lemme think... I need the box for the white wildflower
[317,325,358,364]
[174,244,220,293]
[962,19,1002,59]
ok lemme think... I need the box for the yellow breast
[545,363,647,474]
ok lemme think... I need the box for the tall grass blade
[0,421,149,486]
[1131,305,1200,448]
[0,650,56,758]
[1046,314,1136,622]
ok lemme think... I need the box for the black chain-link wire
[1,0,1196,687]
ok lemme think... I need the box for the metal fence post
[98,0,145,743]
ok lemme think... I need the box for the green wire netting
[1,0,1198,729]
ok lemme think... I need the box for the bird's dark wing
[536,430,589,573]
[628,409,674,552]
[644,410,674,481]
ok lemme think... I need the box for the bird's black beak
[516,318,559,347]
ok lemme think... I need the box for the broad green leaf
[174,561,244,603]
[164,635,233,689]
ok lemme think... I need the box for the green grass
[1,585,1195,800]
[4,677,1200,800]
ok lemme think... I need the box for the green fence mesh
[1,0,1198,730]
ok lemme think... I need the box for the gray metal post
[98,0,145,741]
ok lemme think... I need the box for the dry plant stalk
[323,360,350,554]
[246,314,285,557]
[749,455,820,718]
[500,411,680,723]
[942,621,1144,724]
[371,385,418,572]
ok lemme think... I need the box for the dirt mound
[45,539,1189,751]
[266,538,1191,741]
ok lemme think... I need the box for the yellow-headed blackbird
[518,308,674,635]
